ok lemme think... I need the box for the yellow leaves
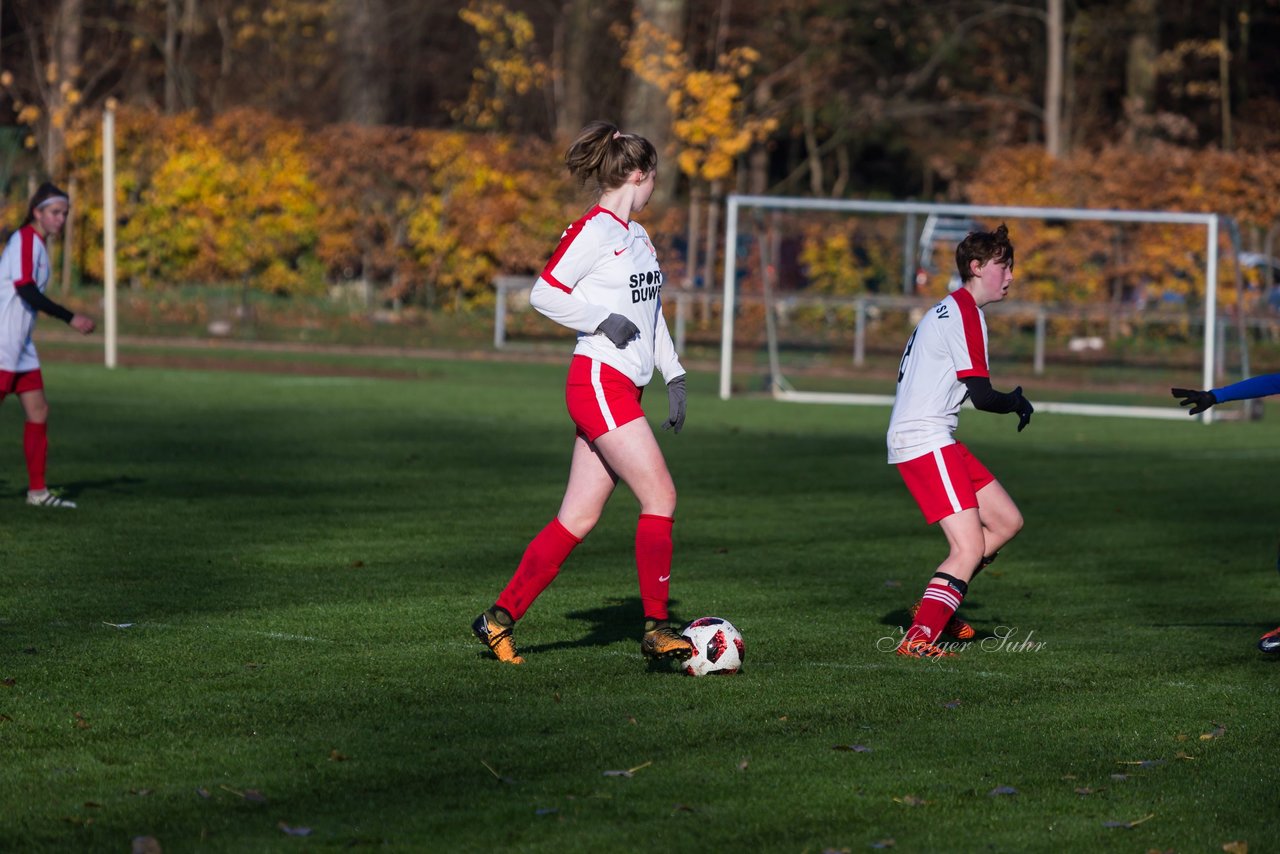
[621,18,772,182]
[453,0,547,130]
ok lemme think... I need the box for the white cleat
[27,489,77,509]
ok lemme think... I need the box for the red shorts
[896,442,995,524]
[565,355,645,442]
[0,369,43,399]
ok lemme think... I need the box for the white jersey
[529,205,684,387]
[0,225,50,372]
[887,287,989,464]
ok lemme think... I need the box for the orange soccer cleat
[910,600,976,640]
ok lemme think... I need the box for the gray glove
[662,375,686,433]
[597,313,640,348]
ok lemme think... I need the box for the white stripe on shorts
[591,360,617,432]
[932,447,963,515]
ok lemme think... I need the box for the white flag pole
[103,101,117,369]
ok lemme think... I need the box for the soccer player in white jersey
[887,223,1034,658]
[0,182,96,508]
[472,121,693,665]
[1172,374,1280,654]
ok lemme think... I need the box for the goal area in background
[716,196,1262,423]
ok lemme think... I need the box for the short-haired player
[887,223,1034,658]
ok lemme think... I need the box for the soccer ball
[680,617,744,676]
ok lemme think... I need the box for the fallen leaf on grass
[832,744,873,753]
[0,714,13,723]
[988,786,1018,797]
[103,622,134,629]
[883,579,902,588]
[1110,774,1129,781]
[870,840,896,850]
[672,803,696,813]
[329,749,349,762]
[1201,723,1226,740]
[73,712,91,730]
[195,787,211,800]
[1103,813,1155,829]
[131,836,162,854]
[2,678,15,688]
[1174,751,1196,761]
[737,758,749,771]
[61,816,93,826]
[278,822,311,837]
[603,761,653,778]
[893,794,930,807]
[942,699,962,710]
[219,785,266,803]
[1222,841,1248,853]
[83,801,102,809]
[129,788,153,796]
[1118,760,1164,769]
[480,760,517,785]
[1074,787,1103,796]
[534,807,558,816]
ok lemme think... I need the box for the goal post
[719,195,1230,422]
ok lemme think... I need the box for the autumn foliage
[44,106,573,308]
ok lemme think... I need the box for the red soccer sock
[904,579,964,645]
[23,421,48,492]
[635,514,674,621]
[496,518,582,621]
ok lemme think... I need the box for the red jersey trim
[952,288,989,378]
[13,225,41,289]
[539,206,626,294]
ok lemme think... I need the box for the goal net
[717,196,1252,422]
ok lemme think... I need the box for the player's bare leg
[593,418,691,660]
[900,509,983,655]
[473,436,618,665]
[908,481,1024,643]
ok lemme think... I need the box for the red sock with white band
[904,576,965,645]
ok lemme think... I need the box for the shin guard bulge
[496,518,582,620]
[635,514,675,621]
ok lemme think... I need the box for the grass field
[1,354,1278,853]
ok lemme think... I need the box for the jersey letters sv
[629,270,663,304]
[897,301,950,382]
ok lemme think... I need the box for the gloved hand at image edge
[1171,387,1217,415]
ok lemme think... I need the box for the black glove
[662,375,686,433]
[597,313,639,348]
[1171,387,1217,415]
[1012,386,1034,432]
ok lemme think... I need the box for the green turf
[1,357,1277,853]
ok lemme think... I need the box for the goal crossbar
[719,195,1223,422]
